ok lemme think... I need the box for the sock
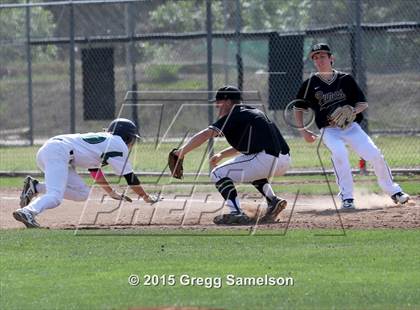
[225,197,241,214]
[215,178,241,214]
[252,178,275,203]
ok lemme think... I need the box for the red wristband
[90,169,104,181]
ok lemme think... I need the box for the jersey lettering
[315,89,347,110]
[295,71,366,128]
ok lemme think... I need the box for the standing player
[294,43,410,209]
[173,86,291,224]
[13,118,159,228]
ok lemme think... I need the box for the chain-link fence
[0,0,419,173]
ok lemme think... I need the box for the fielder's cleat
[213,212,252,225]
[12,209,40,228]
[259,196,287,223]
[391,192,410,205]
[19,176,39,208]
[341,199,355,210]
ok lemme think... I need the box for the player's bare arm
[91,169,132,202]
[209,146,239,168]
[294,109,317,143]
[354,102,368,114]
[129,184,158,204]
[123,172,159,204]
[175,128,218,159]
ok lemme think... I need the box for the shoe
[341,199,355,210]
[260,196,287,223]
[391,192,410,205]
[19,176,39,208]
[12,209,40,228]
[213,212,252,225]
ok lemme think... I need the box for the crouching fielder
[173,86,291,225]
[13,118,158,228]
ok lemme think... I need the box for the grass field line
[2,168,420,177]
[0,195,313,206]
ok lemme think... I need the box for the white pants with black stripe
[321,122,401,201]
[210,151,291,183]
[25,140,90,215]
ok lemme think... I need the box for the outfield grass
[1,174,419,196]
[1,229,419,309]
[1,136,419,172]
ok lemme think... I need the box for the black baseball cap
[309,43,332,58]
[211,85,242,102]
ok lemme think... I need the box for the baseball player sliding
[170,86,291,225]
[13,118,159,228]
[294,43,410,209]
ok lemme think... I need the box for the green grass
[1,136,419,172]
[1,229,419,309]
[141,78,206,90]
[2,175,419,196]
[1,136,419,199]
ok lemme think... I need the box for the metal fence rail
[1,0,419,172]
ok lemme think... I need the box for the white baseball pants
[210,151,291,183]
[321,123,402,200]
[25,140,90,215]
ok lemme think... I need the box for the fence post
[235,0,243,90]
[351,0,367,129]
[125,1,138,126]
[206,0,214,166]
[222,0,229,84]
[69,0,76,133]
[25,0,33,145]
[124,4,130,108]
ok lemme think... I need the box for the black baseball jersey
[295,70,366,129]
[209,105,290,156]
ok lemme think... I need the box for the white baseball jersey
[50,132,133,176]
[24,132,134,216]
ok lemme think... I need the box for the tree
[0,3,56,62]
[147,0,313,33]
[241,0,311,31]
[148,0,225,33]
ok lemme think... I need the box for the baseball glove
[329,105,356,129]
[168,148,184,179]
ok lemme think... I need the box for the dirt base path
[1,189,419,230]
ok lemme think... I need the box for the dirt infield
[1,188,419,230]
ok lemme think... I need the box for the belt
[69,150,74,165]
